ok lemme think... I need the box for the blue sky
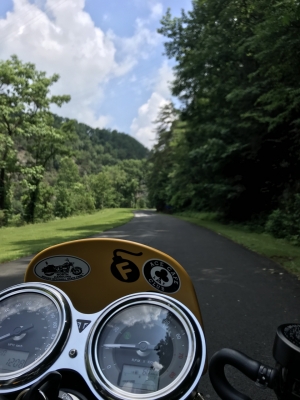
[0,0,192,148]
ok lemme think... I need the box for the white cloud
[149,2,163,19]
[108,16,161,70]
[0,0,161,129]
[130,61,174,149]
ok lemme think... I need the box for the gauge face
[94,302,194,396]
[0,292,60,374]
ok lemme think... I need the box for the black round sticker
[143,259,180,293]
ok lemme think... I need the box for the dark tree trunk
[0,167,5,210]
[24,181,40,223]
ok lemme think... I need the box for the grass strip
[0,208,133,263]
[175,211,300,278]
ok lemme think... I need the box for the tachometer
[87,293,206,400]
[0,283,70,388]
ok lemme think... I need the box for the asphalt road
[1,210,300,399]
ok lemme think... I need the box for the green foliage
[151,0,300,241]
[48,158,147,219]
[56,158,80,186]
[71,182,96,215]
[136,197,146,208]
[266,193,300,244]
[0,55,72,223]
[21,165,45,223]
[54,187,74,218]
[265,210,286,238]
[100,159,147,208]
[88,172,114,209]
[147,102,179,211]
[0,210,8,227]
[53,115,149,174]
[53,158,95,217]
[34,183,55,222]
[0,55,149,227]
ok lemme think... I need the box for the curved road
[1,210,300,399]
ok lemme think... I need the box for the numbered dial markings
[0,292,60,373]
[95,303,192,395]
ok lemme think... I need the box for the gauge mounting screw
[69,349,77,358]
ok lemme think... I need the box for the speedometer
[0,283,70,388]
[87,293,206,400]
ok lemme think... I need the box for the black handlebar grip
[209,348,276,400]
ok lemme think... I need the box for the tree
[54,157,96,218]
[147,102,179,210]
[119,159,147,207]
[89,172,115,209]
[0,55,71,222]
[157,0,300,221]
[22,119,76,222]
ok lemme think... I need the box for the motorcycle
[0,238,298,400]
[42,258,82,277]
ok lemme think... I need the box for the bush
[35,183,55,222]
[72,184,95,215]
[0,210,8,227]
[265,209,287,238]
[8,213,25,227]
[265,193,300,244]
[136,198,146,208]
[55,187,74,218]
[55,184,95,218]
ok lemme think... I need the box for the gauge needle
[104,342,159,351]
[0,324,34,342]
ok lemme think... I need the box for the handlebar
[209,348,278,400]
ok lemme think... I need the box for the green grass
[0,209,134,263]
[175,211,300,277]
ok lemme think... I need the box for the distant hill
[53,115,149,174]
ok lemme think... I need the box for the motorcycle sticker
[143,259,181,293]
[110,249,142,282]
[77,319,91,333]
[34,256,90,282]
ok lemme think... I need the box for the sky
[0,0,192,149]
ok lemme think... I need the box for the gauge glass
[0,291,61,374]
[94,302,194,395]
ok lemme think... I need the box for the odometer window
[0,349,29,372]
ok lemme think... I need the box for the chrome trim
[0,283,71,389]
[15,388,30,400]
[86,293,206,400]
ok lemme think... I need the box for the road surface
[1,210,299,399]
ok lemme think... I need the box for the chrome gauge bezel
[86,293,206,400]
[0,283,71,389]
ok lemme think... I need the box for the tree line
[0,56,148,227]
[147,0,300,243]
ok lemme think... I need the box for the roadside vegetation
[0,56,148,228]
[0,208,133,263]
[175,212,300,278]
[147,0,300,247]
[1,0,300,276]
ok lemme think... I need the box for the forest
[147,0,300,243]
[2,0,300,246]
[0,56,148,227]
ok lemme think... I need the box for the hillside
[0,55,149,227]
[53,115,148,174]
